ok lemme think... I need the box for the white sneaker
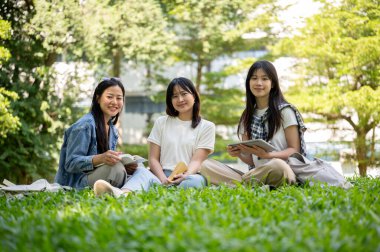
[93,180,127,198]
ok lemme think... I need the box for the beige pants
[87,162,127,188]
[200,158,296,188]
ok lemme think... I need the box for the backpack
[287,152,352,189]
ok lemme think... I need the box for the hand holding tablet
[227,139,277,152]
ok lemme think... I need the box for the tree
[159,0,281,126]
[0,0,85,183]
[27,0,86,66]
[0,19,20,138]
[82,0,174,78]
[273,0,380,176]
[161,0,279,90]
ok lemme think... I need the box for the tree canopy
[160,0,282,125]
[0,19,20,138]
[273,0,380,176]
[0,1,85,183]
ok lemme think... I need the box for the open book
[119,154,147,166]
[227,139,277,152]
[94,153,147,168]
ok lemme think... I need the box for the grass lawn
[1,177,379,252]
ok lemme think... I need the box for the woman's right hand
[227,146,241,157]
[101,150,122,165]
[160,177,171,185]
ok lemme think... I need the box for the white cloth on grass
[0,179,72,193]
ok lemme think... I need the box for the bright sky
[242,0,322,39]
[278,0,322,32]
[280,0,322,20]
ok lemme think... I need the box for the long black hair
[91,78,125,153]
[166,77,201,128]
[238,60,288,140]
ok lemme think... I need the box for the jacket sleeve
[64,125,95,173]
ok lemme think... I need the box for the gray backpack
[287,153,352,189]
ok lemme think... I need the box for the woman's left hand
[238,144,271,159]
[124,163,138,175]
[170,173,188,185]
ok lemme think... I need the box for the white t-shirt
[147,115,215,171]
[241,107,298,167]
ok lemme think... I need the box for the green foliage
[0,1,86,183]
[82,0,174,78]
[27,0,85,65]
[0,20,20,139]
[211,137,237,162]
[0,19,11,63]
[0,88,20,139]
[157,0,280,126]
[273,0,380,176]
[119,144,149,160]
[1,177,379,251]
[162,0,277,68]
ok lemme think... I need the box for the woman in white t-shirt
[93,77,215,197]
[200,60,307,188]
[148,77,215,188]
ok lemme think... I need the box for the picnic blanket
[0,179,72,193]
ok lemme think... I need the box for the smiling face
[171,84,195,119]
[249,68,272,102]
[97,85,124,122]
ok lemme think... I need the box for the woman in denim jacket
[55,78,132,189]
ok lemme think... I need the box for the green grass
[1,177,379,252]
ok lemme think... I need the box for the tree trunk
[145,63,152,92]
[112,48,122,144]
[196,61,203,93]
[355,129,368,177]
[45,52,57,67]
[112,48,121,77]
[370,127,375,167]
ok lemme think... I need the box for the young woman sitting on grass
[147,77,215,188]
[55,78,135,189]
[200,60,307,188]
[94,77,216,197]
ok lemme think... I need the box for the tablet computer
[227,139,277,152]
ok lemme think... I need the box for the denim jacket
[54,113,119,189]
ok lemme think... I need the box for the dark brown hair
[238,60,288,140]
[166,77,201,128]
[91,78,125,153]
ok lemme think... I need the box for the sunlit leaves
[0,87,20,139]
[275,0,380,175]
[82,0,174,68]
[0,20,11,63]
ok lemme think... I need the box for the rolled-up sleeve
[196,121,215,152]
[147,116,164,146]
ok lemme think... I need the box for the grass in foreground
[0,177,379,252]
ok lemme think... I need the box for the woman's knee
[199,159,213,173]
[88,162,126,187]
[113,163,127,176]
[179,174,206,189]
[266,158,296,186]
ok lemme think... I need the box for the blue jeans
[121,166,207,192]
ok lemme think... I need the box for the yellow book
[167,162,188,182]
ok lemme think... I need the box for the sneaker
[93,180,128,198]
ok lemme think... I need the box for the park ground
[1,177,379,252]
